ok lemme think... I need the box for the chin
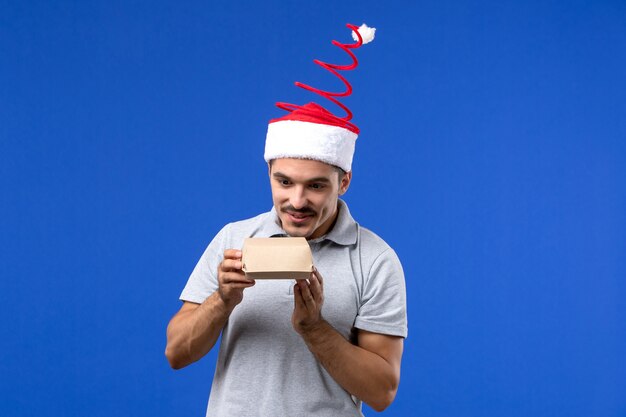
[284,226,312,238]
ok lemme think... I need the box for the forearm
[300,320,399,411]
[165,292,233,369]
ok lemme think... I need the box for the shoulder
[357,225,393,256]
[355,224,404,274]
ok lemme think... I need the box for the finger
[221,271,253,284]
[311,267,324,298]
[223,249,242,260]
[312,266,323,288]
[308,272,323,303]
[220,280,255,292]
[226,281,256,289]
[221,258,243,272]
[297,280,316,309]
[293,283,306,310]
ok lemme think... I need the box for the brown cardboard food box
[241,237,313,279]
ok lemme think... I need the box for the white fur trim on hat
[265,120,357,172]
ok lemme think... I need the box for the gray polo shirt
[181,199,407,417]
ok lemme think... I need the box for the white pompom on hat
[264,23,375,172]
[352,23,376,44]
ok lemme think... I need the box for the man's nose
[290,186,307,210]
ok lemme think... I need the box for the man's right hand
[217,249,255,309]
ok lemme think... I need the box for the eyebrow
[272,171,332,183]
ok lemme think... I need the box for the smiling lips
[285,211,314,224]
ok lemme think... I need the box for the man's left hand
[292,267,324,335]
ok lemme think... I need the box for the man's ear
[339,171,352,195]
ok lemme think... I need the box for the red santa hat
[264,23,376,172]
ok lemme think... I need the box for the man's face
[269,158,351,240]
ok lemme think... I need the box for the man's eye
[309,183,324,190]
[280,179,291,186]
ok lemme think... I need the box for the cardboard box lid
[242,237,313,279]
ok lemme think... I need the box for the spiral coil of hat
[275,23,364,133]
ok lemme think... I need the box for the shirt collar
[257,199,357,245]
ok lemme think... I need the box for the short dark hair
[333,165,347,178]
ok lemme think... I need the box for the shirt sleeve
[179,224,230,304]
[354,248,408,338]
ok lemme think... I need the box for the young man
[165,24,407,417]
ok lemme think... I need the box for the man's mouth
[286,211,313,223]
[283,208,315,225]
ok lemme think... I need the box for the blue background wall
[1,1,625,416]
